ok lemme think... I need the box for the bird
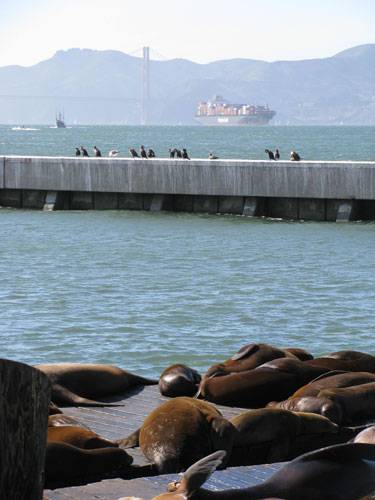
[140,145,148,158]
[175,149,183,158]
[108,150,119,157]
[148,149,156,158]
[208,152,218,159]
[93,146,102,157]
[75,147,81,156]
[129,148,139,158]
[182,148,190,160]
[275,149,280,160]
[290,151,301,161]
[265,149,275,160]
[80,146,89,157]
[169,148,176,158]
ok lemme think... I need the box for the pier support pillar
[0,359,50,499]
[243,197,258,216]
[43,191,57,211]
[149,194,165,212]
[336,200,356,222]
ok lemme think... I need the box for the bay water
[0,125,374,376]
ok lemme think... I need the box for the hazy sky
[0,0,374,67]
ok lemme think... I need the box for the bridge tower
[141,46,150,125]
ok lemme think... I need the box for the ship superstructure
[196,95,276,125]
[56,112,66,128]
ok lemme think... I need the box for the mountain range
[0,44,374,125]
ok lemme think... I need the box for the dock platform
[44,385,283,498]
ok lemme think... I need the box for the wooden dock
[44,386,283,498]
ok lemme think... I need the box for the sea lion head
[159,364,201,397]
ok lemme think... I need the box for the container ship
[195,95,276,125]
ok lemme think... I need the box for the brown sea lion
[45,441,133,483]
[228,408,351,464]
[198,358,328,407]
[318,382,375,423]
[48,425,119,450]
[305,353,375,373]
[292,371,375,398]
[119,443,375,500]
[117,397,236,473]
[353,426,375,444]
[48,414,90,429]
[49,402,63,415]
[267,396,343,424]
[159,364,201,397]
[35,363,157,406]
[203,343,302,379]
[283,347,314,361]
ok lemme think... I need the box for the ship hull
[195,114,275,126]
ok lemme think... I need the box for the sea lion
[267,396,343,424]
[118,397,236,473]
[159,364,201,397]
[198,358,328,407]
[203,343,301,379]
[318,382,375,424]
[49,402,63,415]
[35,363,157,406]
[305,353,375,373]
[353,426,375,444]
[283,347,314,361]
[45,441,133,484]
[48,414,90,429]
[48,425,119,449]
[292,371,375,398]
[228,408,350,464]
[119,443,375,500]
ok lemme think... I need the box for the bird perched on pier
[169,148,176,158]
[148,149,156,158]
[80,146,89,157]
[129,148,139,158]
[290,151,301,161]
[108,150,119,157]
[208,152,218,159]
[93,146,102,157]
[75,147,81,156]
[182,148,190,160]
[275,149,280,160]
[175,149,183,158]
[265,149,275,160]
[140,145,148,158]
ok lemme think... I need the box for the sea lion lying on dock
[45,441,133,484]
[198,358,328,407]
[203,343,313,380]
[48,413,90,429]
[48,425,119,450]
[35,363,157,406]
[267,396,343,424]
[229,408,354,464]
[119,443,375,500]
[118,397,236,473]
[318,382,375,424]
[305,351,375,373]
[291,371,375,398]
[159,364,201,397]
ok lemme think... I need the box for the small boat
[56,112,66,128]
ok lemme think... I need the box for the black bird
[148,148,156,158]
[175,149,183,158]
[140,145,148,158]
[265,149,275,160]
[80,146,89,157]
[275,149,280,160]
[129,148,139,158]
[75,147,81,156]
[93,146,102,157]
[290,150,301,161]
[169,148,176,158]
[182,148,190,160]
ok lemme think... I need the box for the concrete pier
[1,156,375,220]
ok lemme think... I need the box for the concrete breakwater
[0,156,375,221]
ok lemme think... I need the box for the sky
[0,0,374,67]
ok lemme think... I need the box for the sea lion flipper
[52,384,123,407]
[116,429,140,449]
[208,416,236,466]
[231,343,259,361]
[174,450,226,496]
